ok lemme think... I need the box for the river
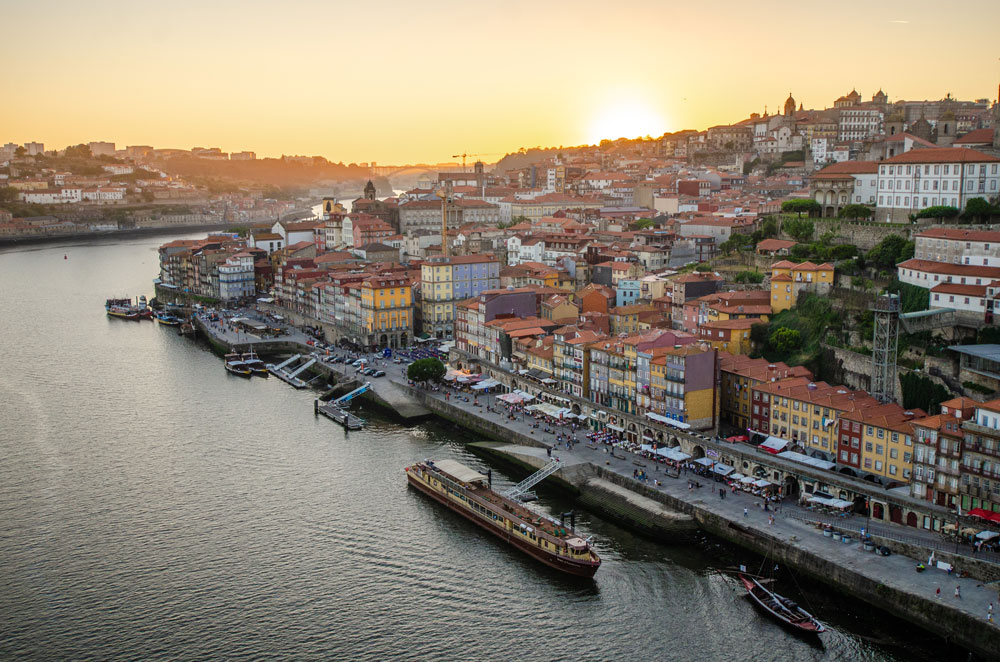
[0,234,954,661]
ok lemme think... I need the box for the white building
[22,188,80,204]
[914,228,1000,264]
[82,187,126,202]
[23,142,44,156]
[88,142,116,157]
[875,148,1000,222]
[929,283,987,315]
[838,108,883,142]
[897,259,1000,288]
[218,253,256,301]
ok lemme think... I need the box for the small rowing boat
[739,573,825,634]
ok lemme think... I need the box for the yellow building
[525,340,555,376]
[718,354,813,432]
[697,318,756,355]
[770,260,835,313]
[840,404,924,483]
[609,304,654,335]
[648,343,718,430]
[752,379,881,460]
[360,274,413,349]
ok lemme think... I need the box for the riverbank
[186,314,1000,659]
[0,222,237,248]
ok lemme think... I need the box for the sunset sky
[3,0,999,165]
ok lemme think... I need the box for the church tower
[936,111,956,146]
[363,180,376,201]
[783,93,796,117]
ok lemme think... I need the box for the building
[910,398,976,509]
[697,318,756,355]
[669,272,724,328]
[217,252,256,301]
[809,161,879,217]
[420,254,500,339]
[648,343,718,430]
[359,274,413,349]
[398,198,499,234]
[839,404,925,485]
[770,261,834,312]
[875,148,1000,223]
[719,354,813,433]
[756,239,797,256]
[959,398,1000,516]
[913,228,1000,264]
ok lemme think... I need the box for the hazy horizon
[3,0,999,164]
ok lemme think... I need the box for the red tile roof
[884,147,1000,164]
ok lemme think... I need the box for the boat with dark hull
[224,352,252,377]
[738,574,825,635]
[406,459,600,577]
[241,350,269,377]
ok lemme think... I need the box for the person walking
[955,586,961,599]
[935,587,941,599]
[768,515,774,526]
[744,507,748,518]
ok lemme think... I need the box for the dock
[267,354,321,389]
[315,399,366,430]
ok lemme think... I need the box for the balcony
[961,463,1000,481]
[962,440,1000,458]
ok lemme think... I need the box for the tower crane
[451,152,501,171]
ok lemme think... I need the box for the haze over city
[3,0,1000,163]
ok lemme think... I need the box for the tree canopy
[915,205,960,221]
[407,358,446,383]
[839,204,873,220]
[783,217,815,242]
[781,199,821,218]
[769,327,802,354]
[963,197,998,223]
[866,235,914,270]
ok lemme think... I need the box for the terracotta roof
[811,161,879,179]
[898,259,1000,279]
[884,147,1000,164]
[953,128,995,145]
[915,228,1000,243]
[929,283,987,296]
[756,239,797,252]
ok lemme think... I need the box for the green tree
[899,372,950,413]
[783,217,815,242]
[760,216,778,238]
[963,197,996,223]
[0,186,17,203]
[633,218,654,230]
[830,244,858,260]
[769,327,802,354]
[733,270,765,284]
[14,146,26,157]
[839,204,873,220]
[407,357,446,383]
[866,235,914,269]
[64,144,92,159]
[781,199,821,218]
[915,205,960,221]
[695,263,714,272]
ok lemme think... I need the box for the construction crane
[451,152,501,171]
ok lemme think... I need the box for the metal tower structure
[871,293,901,403]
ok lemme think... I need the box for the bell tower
[364,180,376,201]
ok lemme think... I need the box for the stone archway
[782,475,799,498]
[627,423,638,443]
[667,435,679,448]
[690,445,705,459]
[752,465,767,478]
[656,431,665,444]
[906,512,918,528]
[839,467,857,477]
[853,496,868,516]
[872,502,885,520]
[642,427,655,443]
[889,505,903,524]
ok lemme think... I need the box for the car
[352,359,365,367]
[306,340,315,346]
[373,370,386,378]
[364,368,377,376]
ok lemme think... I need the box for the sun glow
[587,102,668,144]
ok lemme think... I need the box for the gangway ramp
[504,460,561,501]
[334,382,372,405]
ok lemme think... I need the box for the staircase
[504,460,561,500]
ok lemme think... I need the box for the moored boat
[406,459,601,577]
[241,350,269,377]
[738,573,825,634]
[155,312,182,326]
[106,297,141,320]
[224,352,252,377]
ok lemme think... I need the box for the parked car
[352,359,365,367]
[373,370,386,378]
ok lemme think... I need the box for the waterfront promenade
[191,315,1000,650]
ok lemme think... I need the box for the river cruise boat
[739,574,825,635]
[241,350,269,377]
[106,297,143,320]
[224,352,252,377]
[155,312,182,326]
[405,459,601,577]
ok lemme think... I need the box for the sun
[587,102,667,143]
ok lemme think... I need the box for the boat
[738,573,825,634]
[105,297,142,320]
[155,312,182,326]
[405,459,601,577]
[224,352,252,377]
[177,322,195,336]
[241,349,269,377]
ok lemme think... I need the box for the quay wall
[482,447,1000,659]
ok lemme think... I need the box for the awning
[656,447,690,462]
[712,463,735,476]
[975,530,999,541]
[693,457,714,467]
[640,444,654,452]
[739,476,756,485]
[760,436,789,454]
[471,379,499,390]
[753,479,773,488]
[778,450,836,471]
[968,508,1000,524]
[645,411,691,430]
[606,424,624,432]
[431,459,487,485]
[540,377,558,385]
[730,473,746,481]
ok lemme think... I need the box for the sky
[2,0,999,165]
